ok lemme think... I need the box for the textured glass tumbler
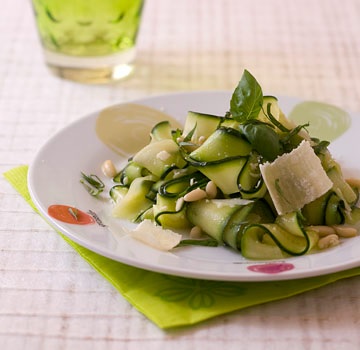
[31,0,144,83]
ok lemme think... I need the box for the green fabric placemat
[4,165,360,329]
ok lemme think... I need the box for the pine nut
[198,136,206,145]
[318,234,340,250]
[190,226,202,238]
[175,197,185,212]
[308,225,336,237]
[332,225,358,238]
[183,188,207,202]
[205,181,217,199]
[101,160,117,178]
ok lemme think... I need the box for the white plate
[28,91,360,281]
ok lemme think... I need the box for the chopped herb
[172,128,183,143]
[81,173,104,188]
[183,123,197,142]
[286,123,309,140]
[80,172,105,197]
[176,238,219,247]
[265,103,289,132]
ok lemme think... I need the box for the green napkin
[4,165,360,329]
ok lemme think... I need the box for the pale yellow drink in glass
[31,0,144,83]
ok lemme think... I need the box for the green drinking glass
[31,0,144,83]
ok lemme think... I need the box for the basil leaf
[239,121,282,161]
[230,69,263,122]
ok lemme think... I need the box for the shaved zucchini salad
[98,70,360,260]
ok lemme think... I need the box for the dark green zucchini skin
[186,194,348,260]
[302,191,346,226]
[187,199,275,249]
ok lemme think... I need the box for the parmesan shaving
[130,220,182,251]
[260,140,333,215]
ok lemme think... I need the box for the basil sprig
[230,69,263,122]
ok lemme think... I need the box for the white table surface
[1,0,360,349]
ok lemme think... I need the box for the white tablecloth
[1,0,360,349]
